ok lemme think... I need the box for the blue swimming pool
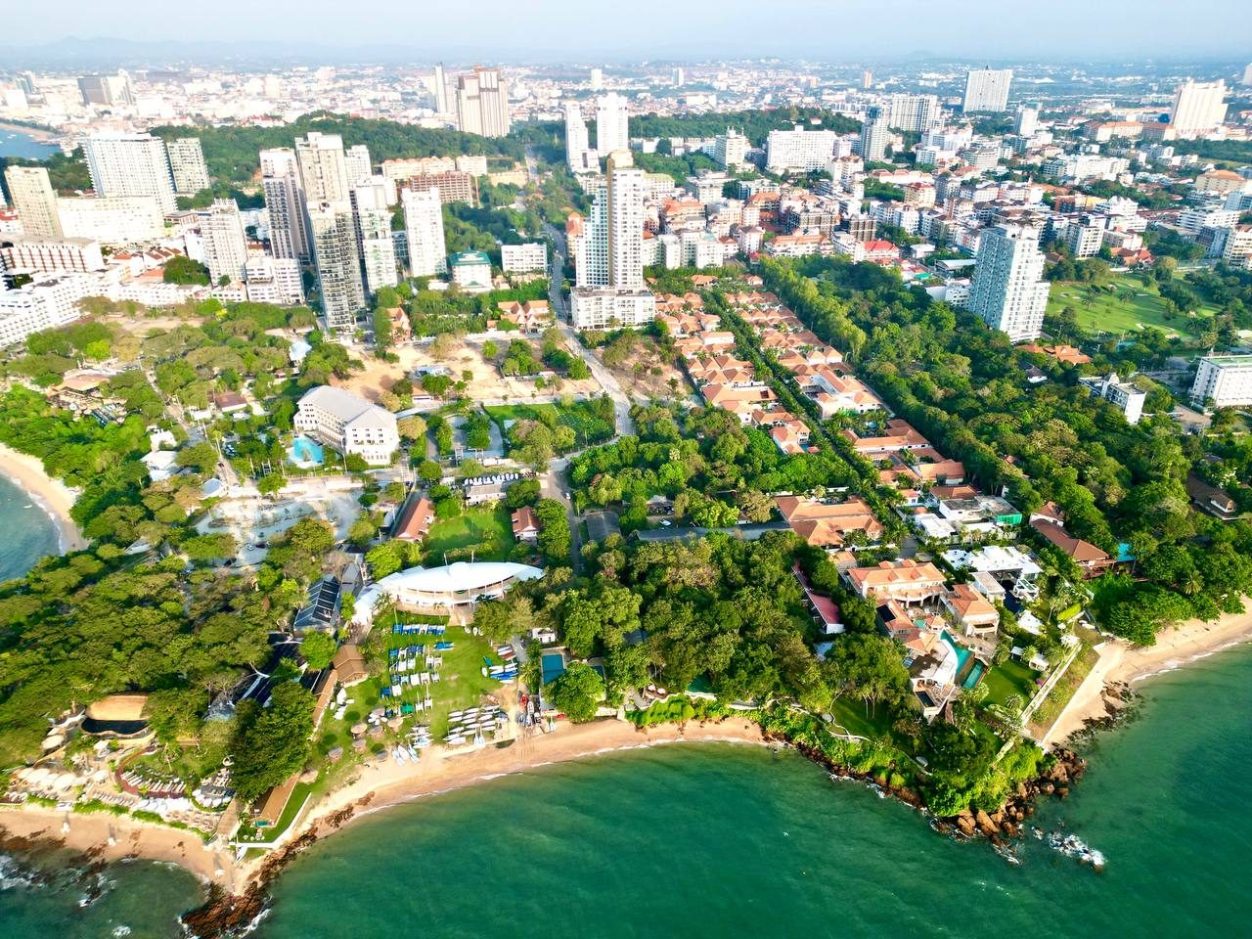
[541,651,566,685]
[941,630,972,673]
[288,435,325,466]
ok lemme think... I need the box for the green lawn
[1030,642,1101,733]
[422,504,513,565]
[830,697,898,741]
[982,659,1040,708]
[1047,275,1219,338]
[485,401,615,450]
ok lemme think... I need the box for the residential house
[941,583,1000,638]
[392,494,434,541]
[845,559,947,603]
[511,506,541,543]
[776,495,884,548]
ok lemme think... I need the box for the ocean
[0,473,62,583]
[3,646,1252,936]
[0,128,59,161]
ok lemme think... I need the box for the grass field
[982,659,1040,708]
[422,503,513,565]
[1030,642,1101,733]
[1047,274,1219,338]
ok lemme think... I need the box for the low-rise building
[293,386,399,465]
[844,559,947,604]
[501,242,548,274]
[1080,371,1147,424]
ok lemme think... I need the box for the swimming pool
[288,435,325,467]
[941,631,972,674]
[541,651,566,685]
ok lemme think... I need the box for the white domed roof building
[353,561,543,624]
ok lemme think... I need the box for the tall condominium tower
[82,133,177,213]
[963,68,1013,113]
[260,148,311,262]
[201,199,249,284]
[165,138,211,196]
[571,150,655,329]
[1015,105,1039,137]
[456,68,510,138]
[432,63,450,114]
[401,187,447,277]
[595,92,630,157]
[352,181,399,295]
[308,203,366,331]
[886,94,941,133]
[564,101,595,173]
[967,222,1050,342]
[858,107,889,163]
[1169,80,1227,136]
[345,144,373,186]
[4,165,62,240]
[295,132,351,206]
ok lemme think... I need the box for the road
[541,456,581,571]
[543,221,636,438]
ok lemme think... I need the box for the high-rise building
[766,126,839,173]
[1190,354,1252,408]
[963,68,1013,113]
[456,68,510,137]
[401,187,447,277]
[1014,105,1039,138]
[57,196,165,243]
[571,150,655,329]
[1243,63,1252,87]
[82,133,177,213]
[595,92,630,157]
[308,203,366,331]
[352,182,399,295]
[4,166,62,240]
[564,101,597,173]
[590,67,603,90]
[345,144,372,185]
[244,257,304,306]
[1169,80,1227,136]
[673,67,685,87]
[260,148,311,262]
[966,222,1050,342]
[862,69,873,90]
[0,273,93,348]
[295,132,351,206]
[886,94,941,133]
[165,138,211,196]
[432,63,450,114]
[713,128,750,170]
[78,73,133,107]
[201,199,249,284]
[858,107,889,163]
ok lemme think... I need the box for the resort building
[1190,354,1252,409]
[293,386,399,465]
[352,561,543,621]
[844,559,947,604]
[775,495,884,548]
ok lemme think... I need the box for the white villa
[294,386,399,465]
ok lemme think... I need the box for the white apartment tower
[886,94,941,133]
[308,203,366,331]
[595,92,630,157]
[295,132,351,206]
[766,126,839,173]
[4,165,62,240]
[201,199,249,284]
[713,128,750,170]
[1169,80,1227,136]
[352,182,399,295]
[571,150,656,329]
[967,222,1050,342]
[456,68,510,138]
[260,148,311,262]
[1015,105,1039,138]
[401,187,447,277]
[432,63,450,114]
[963,69,1013,113]
[165,138,211,196]
[82,133,177,213]
[345,144,373,186]
[1190,355,1252,408]
[858,107,889,163]
[564,101,596,173]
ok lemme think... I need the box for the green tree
[230,682,316,803]
[549,662,604,723]
[300,631,338,670]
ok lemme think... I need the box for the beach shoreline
[0,442,87,554]
[1045,608,1252,744]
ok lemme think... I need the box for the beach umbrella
[350,722,367,736]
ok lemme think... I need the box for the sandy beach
[0,716,768,893]
[1045,608,1252,744]
[0,442,87,553]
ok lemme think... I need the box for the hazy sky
[8,0,1252,59]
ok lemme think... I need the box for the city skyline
[4,0,1252,61]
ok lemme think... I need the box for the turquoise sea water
[0,129,59,160]
[0,473,61,583]
[4,645,1252,937]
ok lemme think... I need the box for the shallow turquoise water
[0,473,61,583]
[5,645,1252,937]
